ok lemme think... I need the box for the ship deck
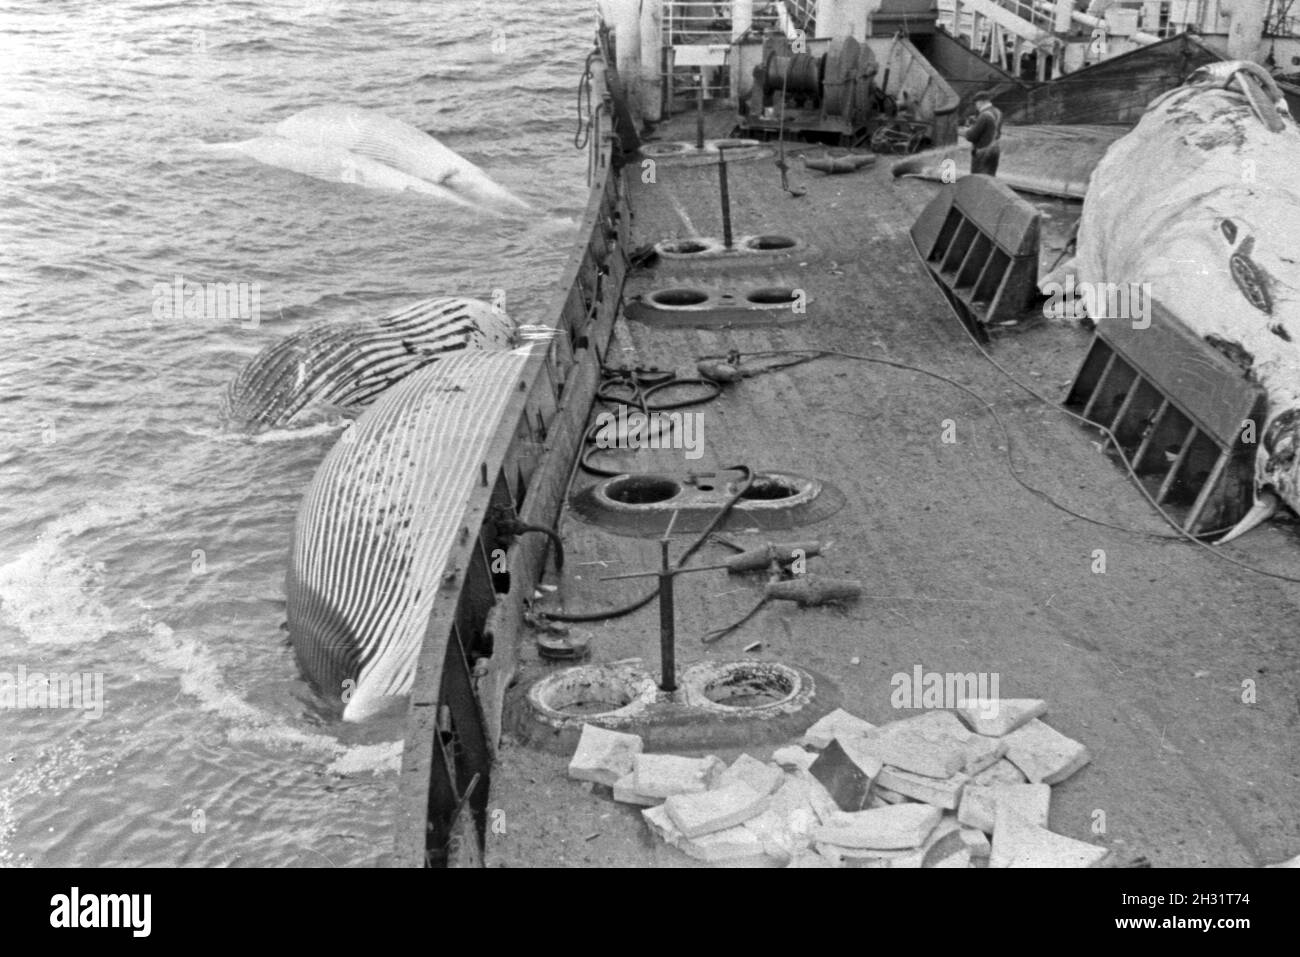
[485,110,1300,867]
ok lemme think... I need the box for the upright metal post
[718,145,733,249]
[657,537,676,692]
[696,70,706,150]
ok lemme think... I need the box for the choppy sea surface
[0,0,589,866]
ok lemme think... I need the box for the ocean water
[0,0,589,866]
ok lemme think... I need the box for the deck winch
[737,36,879,146]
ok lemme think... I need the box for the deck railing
[940,0,1300,42]
[663,1,735,44]
[661,1,736,100]
[936,0,1207,44]
[659,1,811,106]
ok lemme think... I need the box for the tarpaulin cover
[998,34,1222,126]
[920,32,1222,126]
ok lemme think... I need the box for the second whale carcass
[224,296,516,429]
[1073,62,1300,541]
[204,105,534,214]
[286,348,530,721]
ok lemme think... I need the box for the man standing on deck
[962,91,1003,177]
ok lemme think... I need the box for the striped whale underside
[223,297,515,428]
[286,348,530,721]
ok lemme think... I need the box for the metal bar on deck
[658,538,676,692]
[1156,423,1198,504]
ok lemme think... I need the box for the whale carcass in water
[223,297,516,429]
[204,105,532,213]
[1073,62,1299,541]
[286,348,530,721]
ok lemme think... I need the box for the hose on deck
[542,466,755,623]
[501,520,565,573]
[701,347,1300,585]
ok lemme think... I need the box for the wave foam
[0,500,160,646]
[141,621,399,772]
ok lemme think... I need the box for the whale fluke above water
[203,105,532,214]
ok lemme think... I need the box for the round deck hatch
[603,475,683,505]
[739,475,801,500]
[745,235,798,251]
[745,286,800,305]
[659,240,712,256]
[680,661,811,716]
[526,664,659,723]
[640,142,690,158]
[645,288,711,309]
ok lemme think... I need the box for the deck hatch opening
[573,471,842,534]
[739,476,800,499]
[679,661,810,716]
[745,235,797,251]
[524,664,661,727]
[641,142,690,156]
[660,240,711,255]
[745,286,799,305]
[647,288,710,308]
[652,234,801,261]
[549,683,633,716]
[704,668,795,708]
[514,661,825,747]
[604,475,682,504]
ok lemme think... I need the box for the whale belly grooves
[224,297,516,429]
[286,348,530,721]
